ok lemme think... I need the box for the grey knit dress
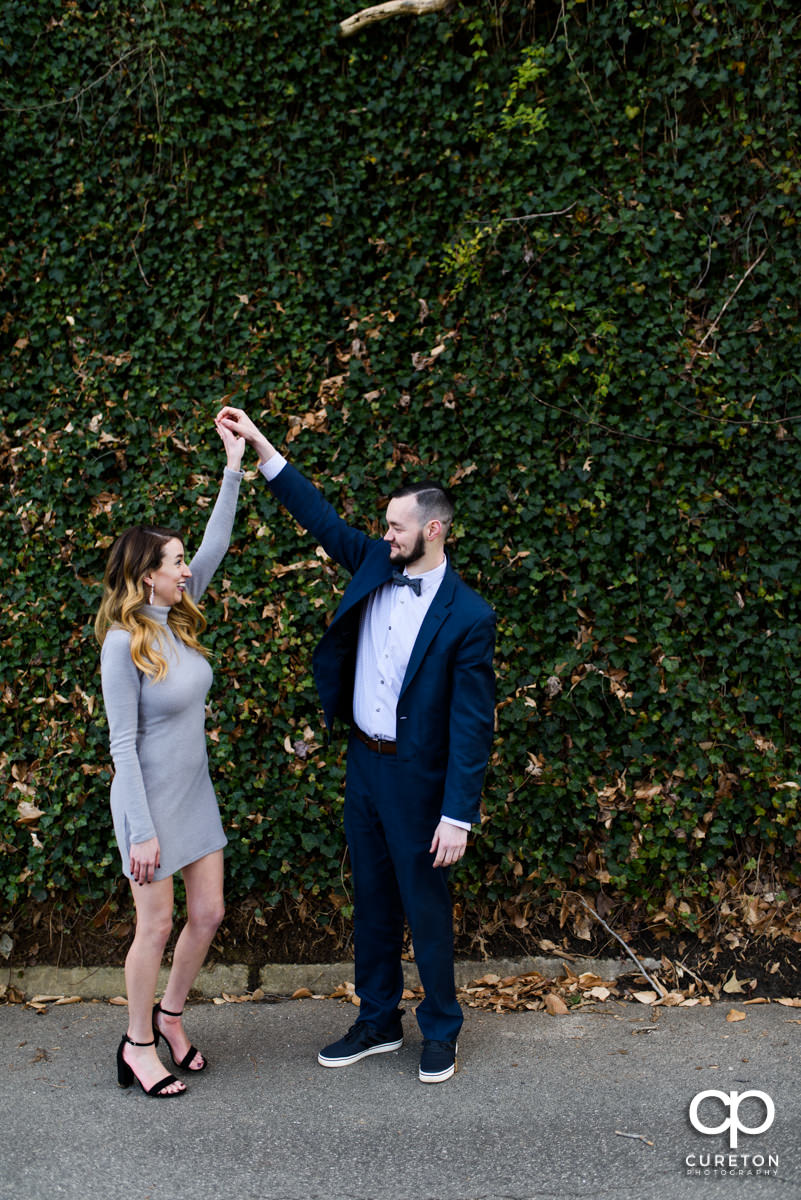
[100,468,243,880]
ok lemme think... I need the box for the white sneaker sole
[418,1046,458,1083]
[418,1063,456,1083]
[317,1037,403,1068]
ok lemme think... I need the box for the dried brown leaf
[16,800,44,824]
[543,993,569,1016]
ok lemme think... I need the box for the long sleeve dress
[100,467,243,880]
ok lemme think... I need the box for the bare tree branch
[694,245,768,353]
[502,202,579,223]
[339,0,452,39]
[1,44,155,113]
[573,895,668,997]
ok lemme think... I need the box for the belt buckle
[375,735,389,754]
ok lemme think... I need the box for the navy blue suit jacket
[266,462,496,825]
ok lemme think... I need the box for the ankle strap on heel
[124,1034,156,1047]
[156,1003,184,1017]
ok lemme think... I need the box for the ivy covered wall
[2,0,800,944]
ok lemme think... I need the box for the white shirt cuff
[441,816,471,831]
[259,453,288,482]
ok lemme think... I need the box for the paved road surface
[1,996,799,1200]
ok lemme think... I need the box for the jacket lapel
[330,542,393,626]
[398,567,456,700]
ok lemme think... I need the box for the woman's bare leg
[156,850,225,1069]
[123,876,185,1094]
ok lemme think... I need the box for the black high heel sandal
[152,1002,207,1072]
[116,1034,186,1097]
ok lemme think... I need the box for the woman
[95,418,246,1097]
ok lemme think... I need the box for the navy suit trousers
[344,732,463,1044]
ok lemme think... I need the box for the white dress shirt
[352,558,446,740]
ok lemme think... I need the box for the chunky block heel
[116,1038,134,1088]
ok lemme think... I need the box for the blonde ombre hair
[94,525,208,681]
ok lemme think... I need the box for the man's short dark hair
[389,479,455,534]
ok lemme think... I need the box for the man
[217,406,496,1083]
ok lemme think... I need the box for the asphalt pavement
[1,992,800,1200]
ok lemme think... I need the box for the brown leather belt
[352,727,397,755]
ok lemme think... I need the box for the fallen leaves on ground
[722,970,749,993]
[543,992,569,1016]
[328,980,360,1005]
[457,966,630,1012]
[455,964,780,1013]
[631,990,661,1006]
[26,994,81,1011]
[212,988,266,1005]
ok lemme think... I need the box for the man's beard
[389,529,426,568]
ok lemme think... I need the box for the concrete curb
[2,954,658,1001]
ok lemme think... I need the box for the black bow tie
[391,570,422,596]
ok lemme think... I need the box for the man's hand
[216,406,275,465]
[430,821,468,868]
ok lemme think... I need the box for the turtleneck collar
[142,603,171,627]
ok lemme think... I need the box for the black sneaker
[419,1039,457,1083]
[317,1020,404,1068]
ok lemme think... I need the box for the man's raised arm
[215,405,373,577]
